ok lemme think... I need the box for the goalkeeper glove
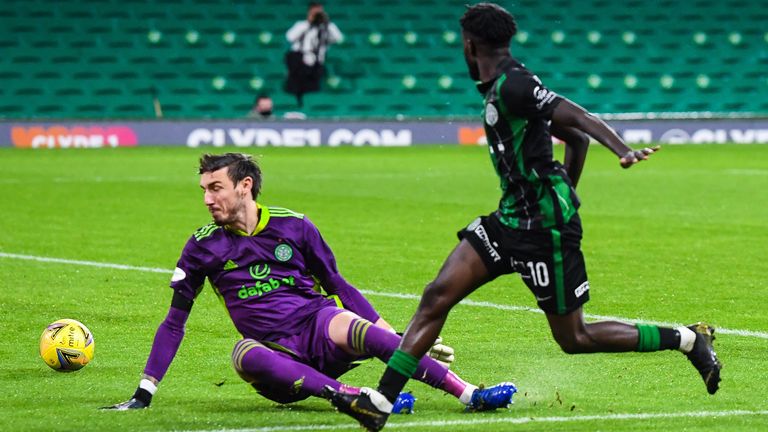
[397,333,455,368]
[101,384,153,410]
[428,336,455,368]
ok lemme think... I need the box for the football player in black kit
[326,4,721,431]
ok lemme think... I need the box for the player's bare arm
[552,98,660,169]
[551,122,589,188]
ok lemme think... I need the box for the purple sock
[233,339,342,398]
[347,319,450,389]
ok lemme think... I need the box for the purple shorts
[266,306,361,377]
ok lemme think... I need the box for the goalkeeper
[104,153,509,411]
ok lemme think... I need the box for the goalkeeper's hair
[460,3,517,48]
[199,153,262,199]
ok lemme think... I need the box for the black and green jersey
[477,57,580,230]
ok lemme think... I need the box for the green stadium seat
[356,78,393,96]
[2,0,765,118]
[305,102,344,117]
[0,103,26,117]
[0,5,18,17]
[13,87,45,97]
[32,104,67,117]
[112,103,152,118]
[164,82,202,95]
[209,93,254,116]
[72,102,108,117]
[51,84,86,98]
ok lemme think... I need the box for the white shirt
[286,20,343,66]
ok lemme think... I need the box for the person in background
[284,2,342,108]
[247,94,275,120]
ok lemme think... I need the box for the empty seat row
[1,0,766,119]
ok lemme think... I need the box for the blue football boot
[392,392,416,414]
[466,382,518,412]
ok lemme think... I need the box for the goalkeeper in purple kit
[104,153,515,413]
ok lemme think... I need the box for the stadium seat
[2,0,766,118]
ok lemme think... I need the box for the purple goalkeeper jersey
[170,204,378,342]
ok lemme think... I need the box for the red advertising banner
[10,125,138,148]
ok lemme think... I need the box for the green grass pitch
[1,144,767,431]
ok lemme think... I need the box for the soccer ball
[39,319,95,371]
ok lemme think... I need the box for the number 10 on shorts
[526,261,550,287]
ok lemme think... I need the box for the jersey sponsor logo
[249,264,270,280]
[485,103,499,126]
[238,280,279,298]
[533,86,557,110]
[171,267,186,282]
[473,225,502,263]
[574,281,590,298]
[240,263,297,299]
[237,275,296,299]
[274,244,293,262]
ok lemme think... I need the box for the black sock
[378,366,410,403]
[658,327,681,350]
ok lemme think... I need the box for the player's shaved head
[460,3,517,48]
[199,153,262,199]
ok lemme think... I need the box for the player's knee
[231,338,267,377]
[553,329,592,354]
[553,330,592,354]
[556,338,581,354]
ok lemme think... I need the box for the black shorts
[458,212,589,315]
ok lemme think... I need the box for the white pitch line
[2,252,768,340]
[0,252,170,274]
[180,410,768,432]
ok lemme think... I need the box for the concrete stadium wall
[2,119,768,149]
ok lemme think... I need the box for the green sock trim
[636,324,661,352]
[387,349,419,378]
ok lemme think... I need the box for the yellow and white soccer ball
[39,319,94,371]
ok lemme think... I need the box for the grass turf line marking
[0,252,171,274]
[181,410,768,432]
[2,251,767,340]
